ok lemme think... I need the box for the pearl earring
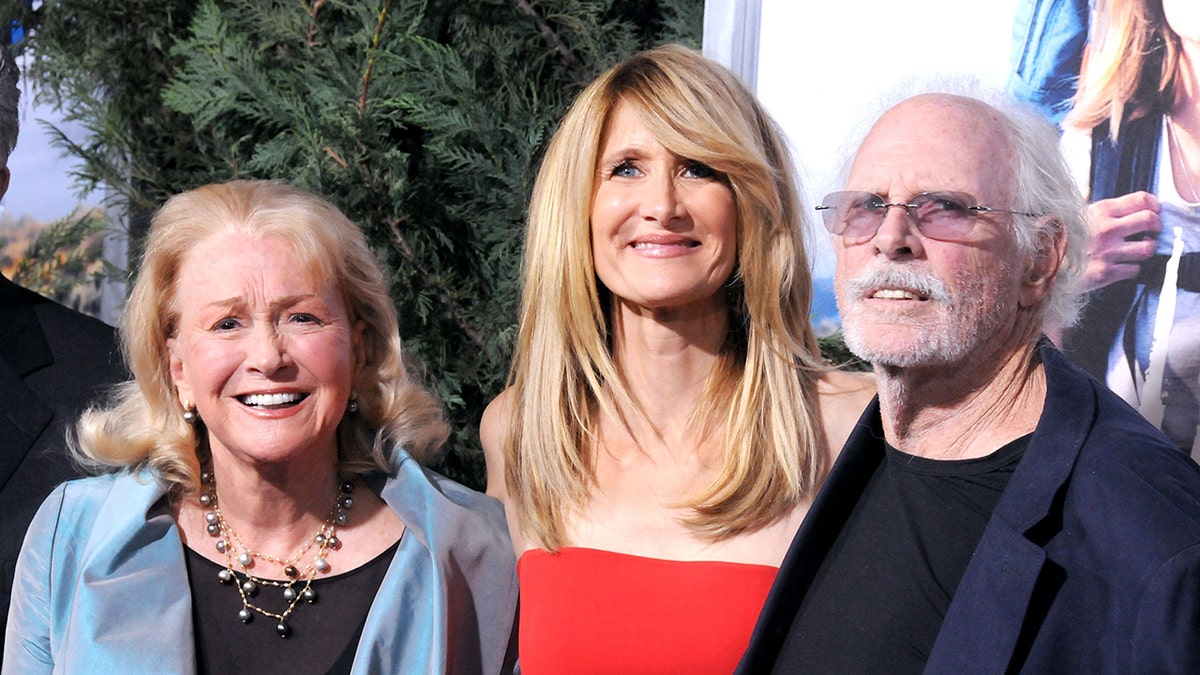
[182,400,198,424]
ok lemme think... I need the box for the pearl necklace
[200,471,355,638]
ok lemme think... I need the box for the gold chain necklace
[200,471,355,638]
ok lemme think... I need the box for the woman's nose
[639,173,685,225]
[245,324,291,374]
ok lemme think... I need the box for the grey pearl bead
[335,512,348,526]
[205,512,218,525]
[242,580,258,596]
[303,587,317,603]
[314,557,329,572]
[238,608,253,623]
[283,587,297,602]
[238,552,253,567]
[216,539,227,554]
[199,493,213,506]
[217,569,233,584]
[276,622,290,638]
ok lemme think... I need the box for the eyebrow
[201,294,324,313]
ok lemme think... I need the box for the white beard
[839,261,1016,368]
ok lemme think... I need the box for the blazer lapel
[62,473,197,674]
[736,401,885,673]
[353,460,448,675]
[0,283,55,489]
[0,359,51,490]
[927,343,1097,674]
[925,526,1049,674]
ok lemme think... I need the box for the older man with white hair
[738,91,1200,673]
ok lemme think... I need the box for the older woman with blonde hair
[1062,0,1200,455]
[481,45,873,673]
[5,180,517,674]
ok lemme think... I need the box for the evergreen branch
[512,0,579,67]
[359,0,392,115]
[388,216,485,351]
[306,0,326,47]
[323,145,349,169]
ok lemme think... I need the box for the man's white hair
[832,76,1090,334]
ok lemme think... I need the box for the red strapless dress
[517,547,778,674]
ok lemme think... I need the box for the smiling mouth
[630,241,699,250]
[237,392,308,409]
[871,289,928,301]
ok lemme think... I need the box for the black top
[775,434,1030,673]
[186,538,400,675]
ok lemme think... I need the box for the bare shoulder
[480,388,515,502]
[816,369,876,457]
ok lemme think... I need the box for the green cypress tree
[3,0,704,488]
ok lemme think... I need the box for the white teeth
[241,392,302,407]
[873,289,920,300]
[632,241,698,249]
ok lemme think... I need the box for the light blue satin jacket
[3,451,518,674]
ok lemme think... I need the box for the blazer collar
[925,341,1096,673]
[987,341,1095,532]
[0,276,53,378]
[0,356,52,489]
[740,340,1095,675]
[353,457,446,673]
[63,471,197,674]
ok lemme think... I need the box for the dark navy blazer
[0,276,124,655]
[739,342,1200,673]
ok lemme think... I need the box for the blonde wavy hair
[1066,0,1182,136]
[75,180,448,497]
[505,44,827,550]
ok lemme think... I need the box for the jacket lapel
[926,343,1097,673]
[0,359,51,490]
[0,281,54,489]
[62,473,197,674]
[736,401,885,673]
[353,457,448,675]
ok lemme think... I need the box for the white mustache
[846,265,952,303]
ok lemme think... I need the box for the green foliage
[10,210,108,316]
[818,333,870,372]
[3,0,704,489]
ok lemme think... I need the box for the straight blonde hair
[1066,0,1182,136]
[505,45,827,550]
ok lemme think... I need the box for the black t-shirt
[185,538,400,675]
[777,434,1030,673]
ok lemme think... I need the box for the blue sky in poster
[3,98,95,222]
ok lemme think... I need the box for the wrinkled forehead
[849,95,1016,201]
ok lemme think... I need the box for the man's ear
[1019,215,1068,308]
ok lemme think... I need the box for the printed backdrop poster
[744,0,1200,456]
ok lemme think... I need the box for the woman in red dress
[481,45,874,674]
